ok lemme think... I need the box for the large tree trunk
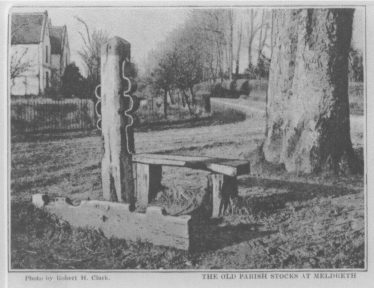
[262,9,356,174]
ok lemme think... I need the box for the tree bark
[182,90,194,116]
[189,86,196,106]
[263,9,356,174]
[257,9,265,65]
[235,22,243,75]
[228,9,234,80]
[163,90,168,119]
[248,9,255,68]
[265,11,274,138]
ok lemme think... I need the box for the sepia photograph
[6,1,368,281]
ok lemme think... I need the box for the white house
[49,24,70,87]
[11,11,52,96]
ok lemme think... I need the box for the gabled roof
[11,11,48,45]
[50,26,65,54]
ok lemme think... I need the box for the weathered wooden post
[207,174,238,217]
[101,37,136,209]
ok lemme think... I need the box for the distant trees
[247,9,260,70]
[244,9,271,78]
[150,50,178,118]
[144,8,276,116]
[174,38,204,106]
[148,41,203,116]
[145,9,237,117]
[256,10,271,67]
[147,8,275,88]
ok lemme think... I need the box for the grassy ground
[10,92,365,269]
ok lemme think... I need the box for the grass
[11,168,364,269]
[10,138,365,269]
[9,97,364,269]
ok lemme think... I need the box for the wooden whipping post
[100,37,137,210]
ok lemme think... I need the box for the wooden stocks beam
[101,37,135,209]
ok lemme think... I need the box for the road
[210,97,363,148]
[211,97,265,117]
[132,98,267,154]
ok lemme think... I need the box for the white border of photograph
[1,1,373,287]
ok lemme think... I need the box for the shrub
[61,63,91,99]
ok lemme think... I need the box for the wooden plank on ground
[32,194,191,250]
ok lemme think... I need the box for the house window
[45,46,48,63]
[46,71,49,88]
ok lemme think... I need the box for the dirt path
[211,97,265,117]
[211,97,363,147]
[135,99,265,153]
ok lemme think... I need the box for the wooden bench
[133,153,250,217]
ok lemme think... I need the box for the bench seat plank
[133,153,250,176]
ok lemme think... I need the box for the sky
[11,6,365,76]
[11,7,190,75]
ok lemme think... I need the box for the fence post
[101,37,135,209]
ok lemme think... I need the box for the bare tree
[75,16,109,94]
[10,21,31,80]
[228,9,234,80]
[256,9,271,66]
[265,10,274,137]
[199,10,229,81]
[247,9,264,69]
[10,48,31,79]
[151,49,178,118]
[235,21,243,75]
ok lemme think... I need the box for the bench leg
[136,163,162,206]
[207,174,238,218]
